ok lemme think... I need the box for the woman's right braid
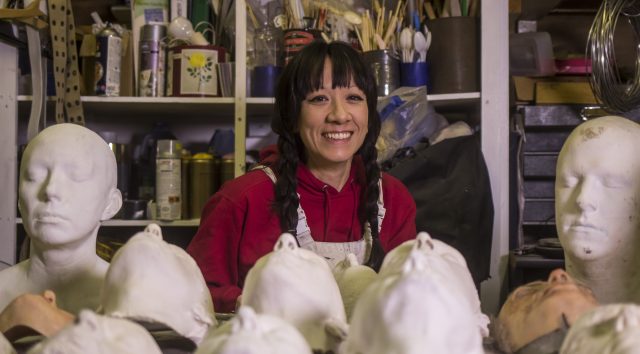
[273,134,300,236]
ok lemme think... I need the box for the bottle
[156,139,182,220]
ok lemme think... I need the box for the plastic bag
[375,86,448,163]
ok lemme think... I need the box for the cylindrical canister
[156,139,182,220]
[362,49,400,96]
[139,24,167,97]
[95,25,122,96]
[181,155,191,219]
[189,153,216,219]
[220,158,235,186]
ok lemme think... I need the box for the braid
[360,132,384,271]
[273,134,300,236]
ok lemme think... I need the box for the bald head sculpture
[0,123,122,314]
[555,116,640,303]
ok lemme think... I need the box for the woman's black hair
[271,40,385,270]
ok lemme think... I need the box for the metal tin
[362,49,400,96]
[139,24,167,97]
[189,153,216,219]
[95,26,122,96]
[181,155,191,218]
[156,139,182,220]
[220,158,235,185]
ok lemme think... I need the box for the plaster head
[26,310,161,354]
[560,304,640,354]
[332,253,378,320]
[18,123,122,249]
[341,246,483,354]
[379,232,489,336]
[241,233,346,352]
[556,116,640,262]
[195,306,312,354]
[497,269,598,353]
[100,223,216,344]
[0,290,74,342]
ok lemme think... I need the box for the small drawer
[523,199,555,223]
[523,180,555,198]
[523,153,558,177]
[523,131,570,152]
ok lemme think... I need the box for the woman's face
[298,58,369,172]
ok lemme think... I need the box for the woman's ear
[101,188,123,221]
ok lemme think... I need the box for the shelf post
[0,39,18,269]
[479,0,510,315]
[234,0,247,177]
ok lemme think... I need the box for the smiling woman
[187,41,418,313]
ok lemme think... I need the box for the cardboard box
[512,76,598,104]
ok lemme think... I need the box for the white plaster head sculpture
[494,269,598,354]
[195,306,312,354]
[26,310,161,354]
[379,232,490,336]
[340,244,484,354]
[0,331,15,354]
[0,123,122,314]
[332,253,378,320]
[241,233,347,352]
[560,304,640,354]
[0,290,74,342]
[555,116,640,303]
[100,223,216,345]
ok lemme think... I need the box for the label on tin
[156,158,181,220]
[95,35,122,96]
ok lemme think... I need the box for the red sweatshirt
[187,160,417,313]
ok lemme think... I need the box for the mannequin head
[195,306,312,354]
[101,224,216,345]
[556,116,640,262]
[27,310,162,354]
[379,232,489,336]
[560,304,640,354]
[495,269,598,353]
[18,123,122,249]
[341,246,483,354]
[332,253,378,320]
[0,290,74,342]
[241,233,346,352]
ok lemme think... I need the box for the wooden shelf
[18,96,236,121]
[17,218,200,227]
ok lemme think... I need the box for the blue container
[251,65,282,97]
[400,61,431,90]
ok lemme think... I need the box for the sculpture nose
[548,269,570,284]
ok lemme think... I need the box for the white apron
[257,166,386,268]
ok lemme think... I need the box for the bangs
[292,42,367,98]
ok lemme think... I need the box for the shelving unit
[0,0,508,313]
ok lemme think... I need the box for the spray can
[139,24,166,97]
[156,139,182,220]
[95,24,122,96]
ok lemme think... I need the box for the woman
[187,41,417,313]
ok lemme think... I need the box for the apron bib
[257,166,386,268]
